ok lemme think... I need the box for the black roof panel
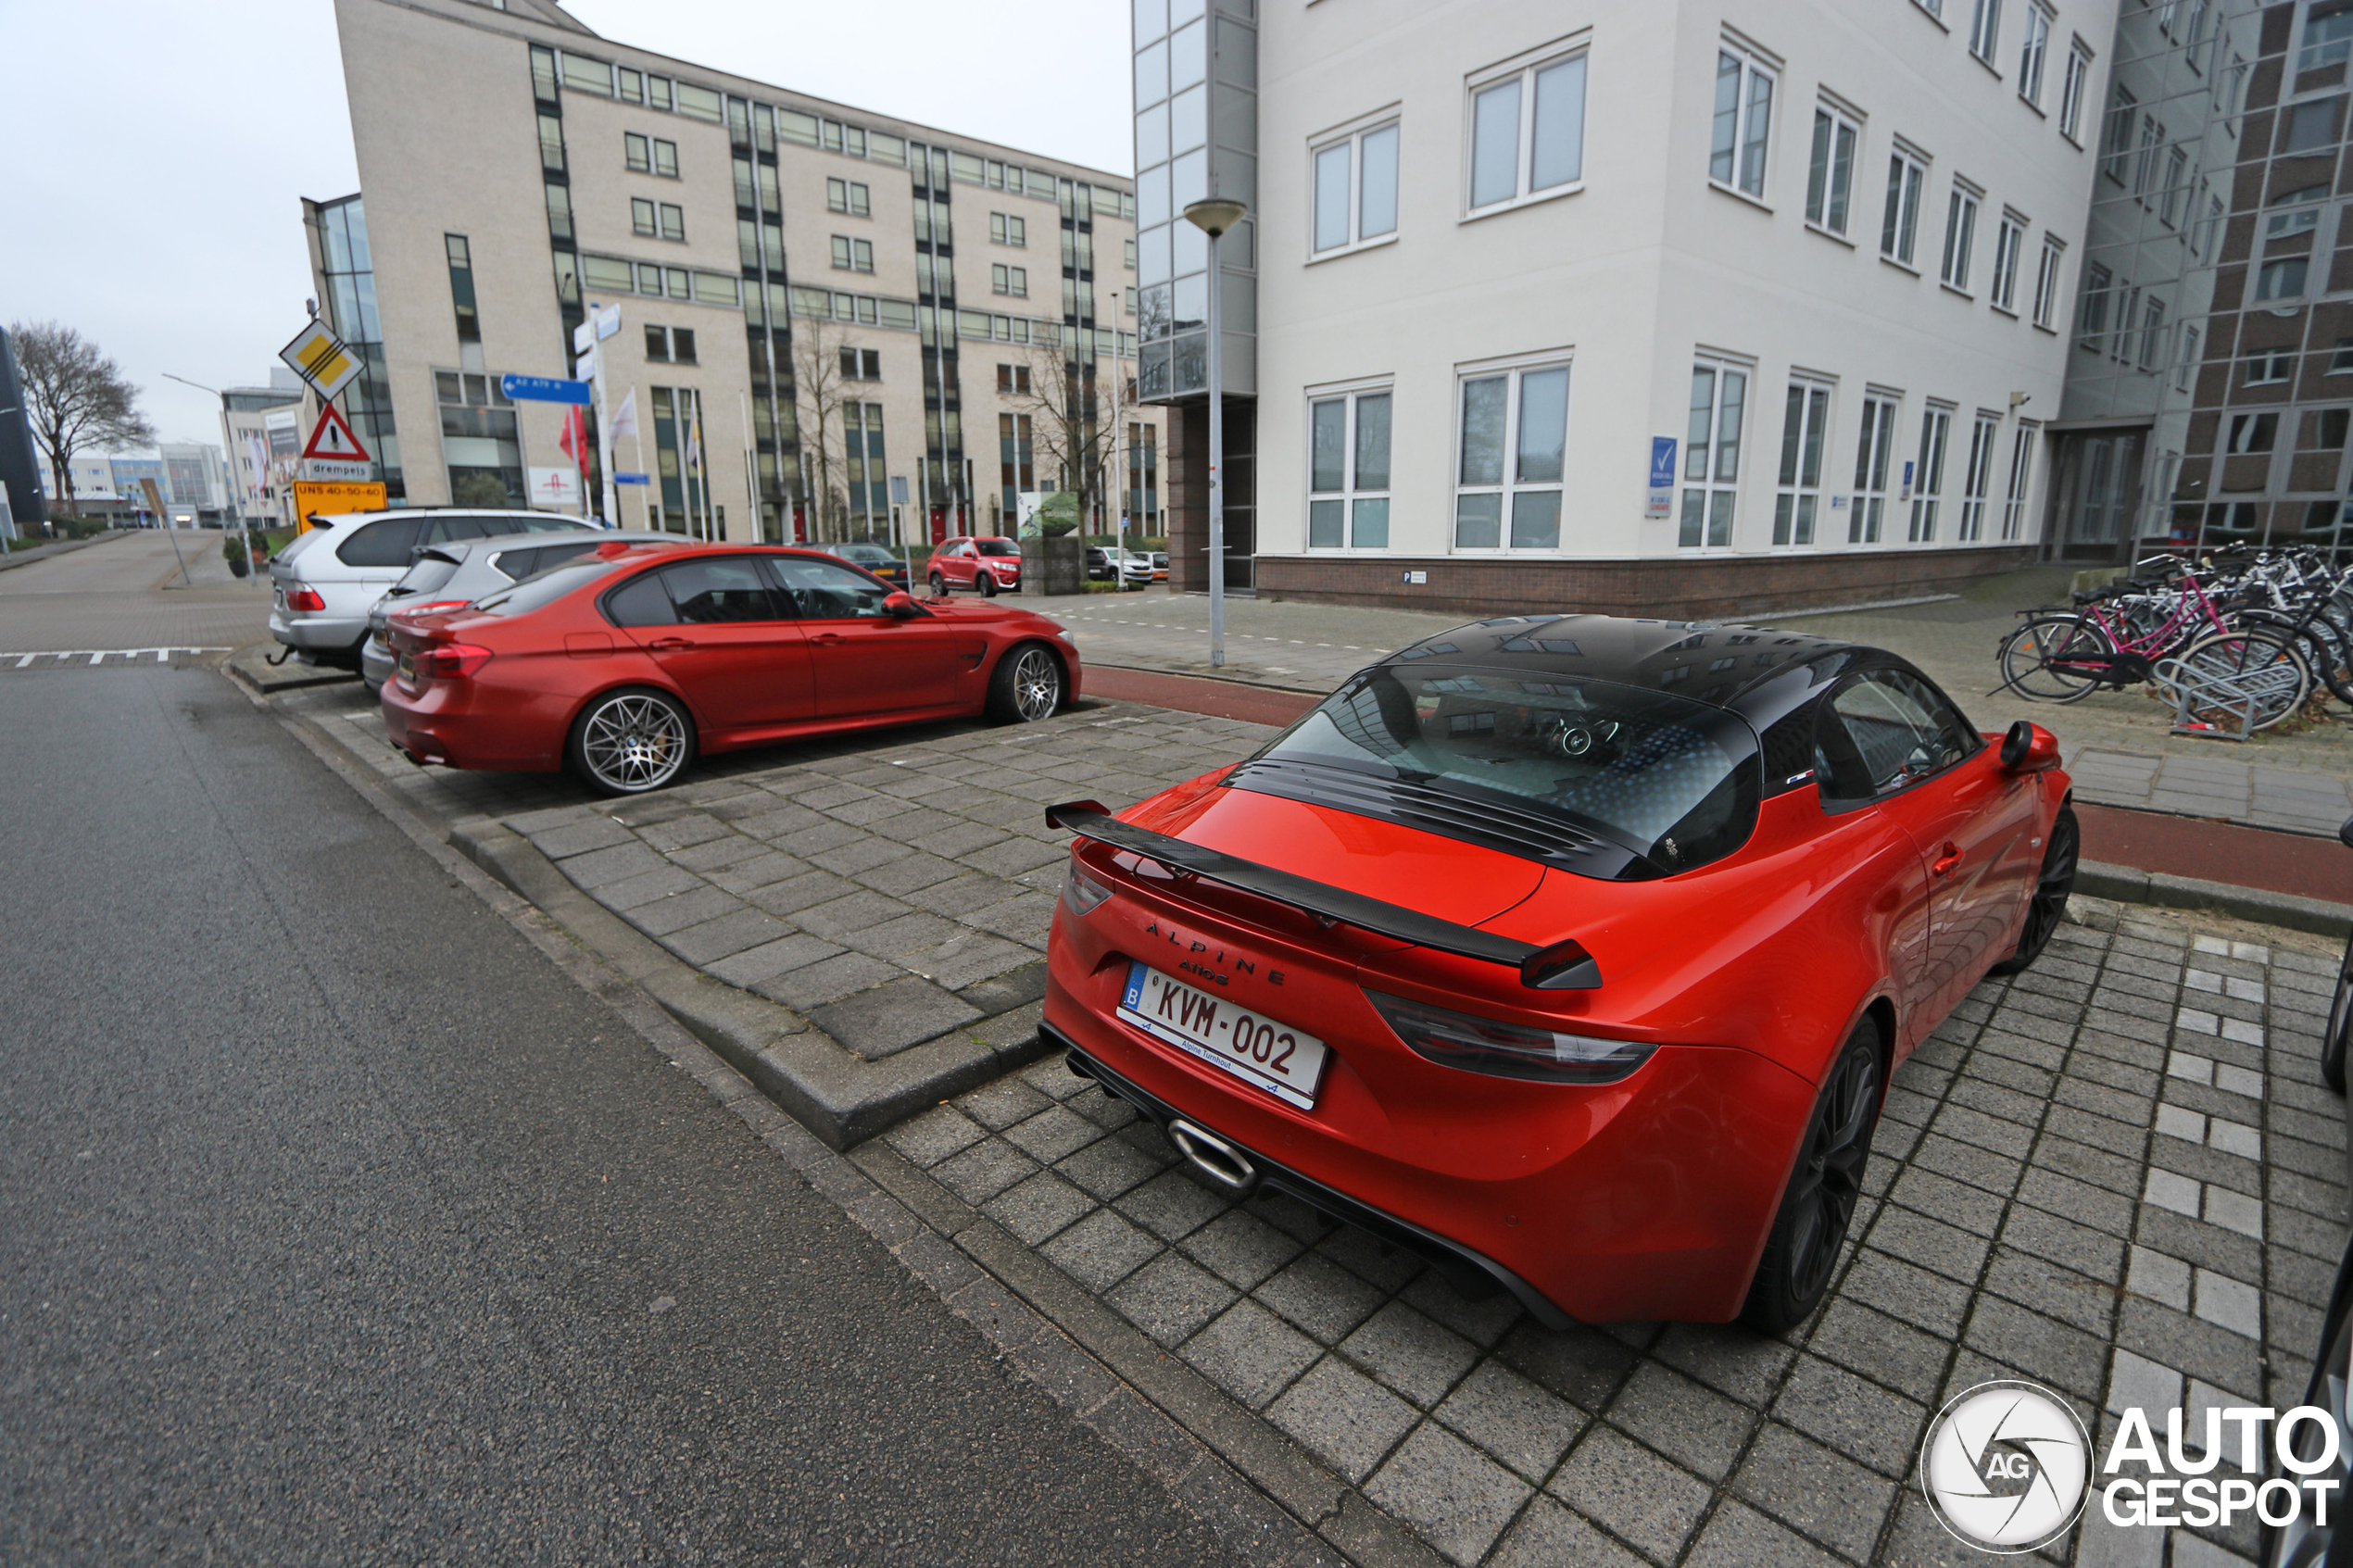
[1379,613,1862,711]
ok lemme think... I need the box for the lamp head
[1182,197,1249,238]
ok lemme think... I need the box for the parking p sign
[1648,437,1676,517]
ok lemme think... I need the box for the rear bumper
[359,632,395,690]
[1050,1023,1573,1330]
[269,609,367,654]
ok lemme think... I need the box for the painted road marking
[2,647,228,669]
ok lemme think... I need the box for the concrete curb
[2077,857,2353,938]
[222,640,359,695]
[449,819,1053,1149]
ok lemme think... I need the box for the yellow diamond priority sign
[278,320,361,402]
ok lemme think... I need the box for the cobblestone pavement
[875,905,2345,1568]
[0,531,271,652]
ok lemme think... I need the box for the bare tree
[10,321,154,515]
[790,312,850,542]
[1009,332,1113,535]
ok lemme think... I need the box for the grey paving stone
[1999,1198,2127,1285]
[1039,1206,1163,1293]
[1434,1360,1586,1482]
[1547,1424,1714,1562]
[704,849,812,894]
[598,863,708,911]
[621,883,745,937]
[2114,1297,2264,1400]
[1964,1293,2112,1403]
[951,959,1051,1017]
[905,930,1039,990]
[639,812,731,852]
[665,833,768,872]
[1178,1207,1305,1292]
[1115,1167,1231,1243]
[1253,1250,1390,1346]
[1497,1323,1642,1413]
[1400,1273,1526,1350]
[1317,1223,1427,1293]
[905,872,1028,918]
[1019,1053,1092,1101]
[1107,1250,1238,1347]
[1002,1104,1103,1165]
[560,841,669,889]
[662,908,793,965]
[959,1075,1054,1131]
[741,869,861,916]
[1682,1498,1847,1568]
[1364,1422,1532,1568]
[1889,1166,2009,1238]
[930,1138,1039,1207]
[1651,1322,1798,1407]
[854,849,969,897]
[908,819,1014,859]
[1733,1422,1897,1563]
[1266,1356,1420,1486]
[1805,1298,1952,1405]
[794,888,914,939]
[880,1104,986,1169]
[749,950,899,1010]
[1179,1298,1321,1411]
[1771,1354,1927,1479]
[1341,1301,1482,1408]
[982,1169,1095,1245]
[1488,1496,1646,1568]
[1981,1249,2118,1337]
[704,933,846,988]
[1054,1132,1167,1201]
[1607,1361,1757,1483]
[529,816,635,858]
[1867,1205,1992,1284]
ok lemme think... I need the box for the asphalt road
[0,662,1238,1566]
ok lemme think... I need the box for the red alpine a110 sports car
[1043,615,2075,1331]
[381,542,1079,795]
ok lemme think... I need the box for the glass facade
[307,194,403,501]
[1133,0,1258,402]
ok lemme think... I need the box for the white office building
[1138,0,2123,617]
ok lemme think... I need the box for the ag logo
[1920,1381,2093,1552]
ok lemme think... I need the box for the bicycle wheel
[2299,619,2353,707]
[2174,628,2312,733]
[1997,615,2110,703]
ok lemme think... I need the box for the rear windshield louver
[1223,759,1609,871]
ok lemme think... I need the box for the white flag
[606,387,637,445]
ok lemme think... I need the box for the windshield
[475,558,623,616]
[392,556,460,596]
[839,546,891,563]
[975,538,1019,556]
[1247,665,1762,876]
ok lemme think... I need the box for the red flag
[559,406,585,466]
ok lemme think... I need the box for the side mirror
[883,590,924,620]
[2000,720,2061,772]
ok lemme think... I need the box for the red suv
[928,536,1023,596]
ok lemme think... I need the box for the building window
[1680,360,1748,548]
[1467,50,1587,214]
[1774,379,1831,546]
[445,233,480,343]
[2138,296,2166,371]
[1308,388,1393,548]
[989,211,1026,245]
[997,363,1032,395]
[1940,183,1981,291]
[829,178,871,216]
[2268,185,2329,238]
[840,346,882,382]
[643,325,697,363]
[2331,338,2353,374]
[540,115,566,172]
[2301,6,2353,72]
[840,402,887,527]
[2032,233,2065,327]
[1881,146,1928,267]
[833,235,875,273]
[2019,6,2052,106]
[2283,97,2343,156]
[2178,325,2200,392]
[1908,405,1952,542]
[626,132,651,172]
[2246,351,2294,386]
[2059,40,2092,143]
[2076,262,2112,352]
[2227,411,2278,454]
[1454,362,1571,549]
[1851,393,1898,544]
[999,412,1034,514]
[2133,115,2162,204]
[2001,422,2036,540]
[2101,85,2137,182]
[1710,46,1776,199]
[991,263,1026,296]
[2255,256,2309,303]
[436,370,521,508]
[1314,121,1401,253]
[1967,0,2001,67]
[1806,104,1860,234]
[1127,422,1159,523]
[654,138,677,177]
[1990,211,2025,309]
[1125,237,1138,270]
[1957,413,1999,541]
[545,182,573,243]
[632,198,658,237]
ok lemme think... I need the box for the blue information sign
[612,472,652,485]
[498,374,594,405]
[1647,436,1677,517]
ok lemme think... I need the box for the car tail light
[283,587,326,612]
[1366,990,1655,1085]
[415,643,495,680]
[1062,856,1113,917]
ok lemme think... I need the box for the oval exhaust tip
[1168,1118,1258,1196]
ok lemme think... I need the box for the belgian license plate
[1117,960,1328,1110]
[396,649,415,683]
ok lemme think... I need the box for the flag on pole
[606,386,638,445]
[558,405,585,466]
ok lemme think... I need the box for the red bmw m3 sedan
[1043,615,2075,1332]
[382,542,1080,795]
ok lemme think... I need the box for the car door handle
[647,636,697,651]
[810,633,846,646]
[1931,843,1963,878]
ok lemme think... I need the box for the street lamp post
[1182,197,1247,669]
[164,371,261,585]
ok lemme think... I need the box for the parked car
[269,508,586,668]
[381,543,1080,796]
[929,535,1023,596]
[359,529,686,695]
[1043,615,2077,1332]
[1151,551,1169,582]
[1086,546,1153,587]
[812,540,910,588]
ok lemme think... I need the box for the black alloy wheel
[1742,1022,1882,1334]
[980,572,999,597]
[1990,805,2080,976]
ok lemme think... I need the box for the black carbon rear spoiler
[1045,800,1600,990]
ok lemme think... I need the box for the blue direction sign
[499,374,594,405]
[612,472,652,485]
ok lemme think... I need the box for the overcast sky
[2,0,1131,451]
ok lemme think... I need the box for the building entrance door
[2046,429,2147,563]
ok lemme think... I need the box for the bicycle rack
[2151,656,2300,742]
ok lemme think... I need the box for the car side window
[603,570,679,628]
[1818,671,1975,800]
[424,516,490,545]
[333,517,426,567]
[766,558,894,620]
[660,558,785,623]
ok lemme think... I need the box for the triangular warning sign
[301,404,371,464]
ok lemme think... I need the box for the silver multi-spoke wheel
[988,643,1064,723]
[574,691,691,794]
